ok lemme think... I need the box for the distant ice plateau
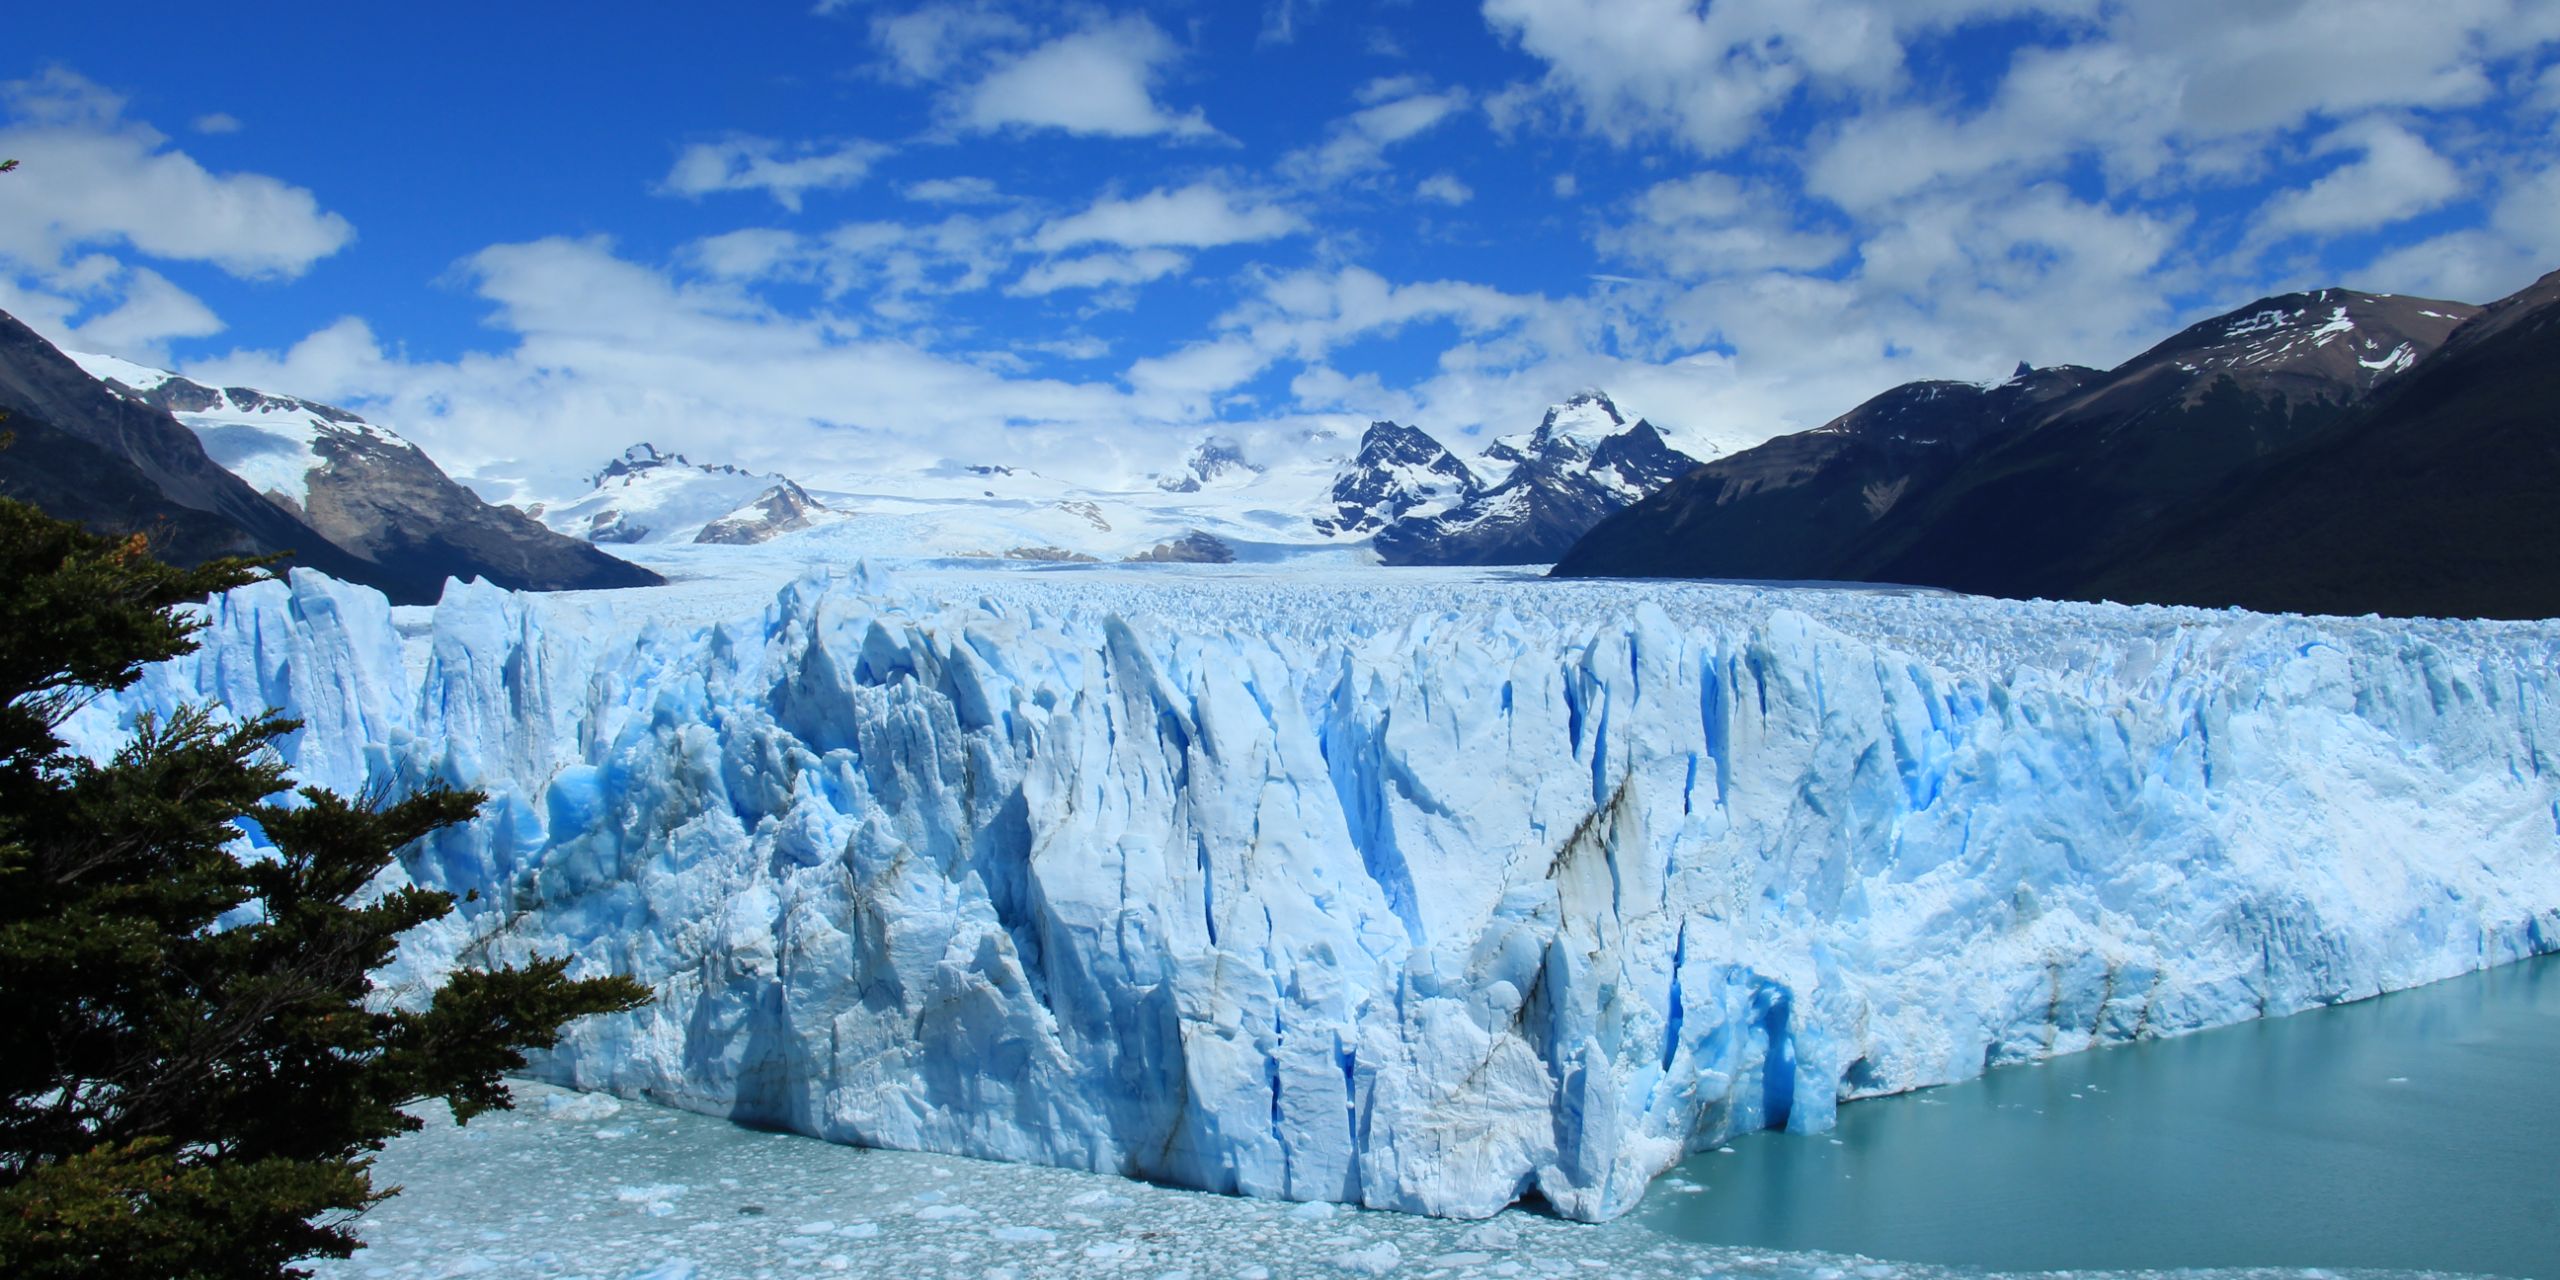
[71,557,2560,1222]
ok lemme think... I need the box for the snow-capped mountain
[539,443,832,546]
[1347,392,1707,566]
[1154,437,1263,493]
[39,339,659,602]
[78,563,2560,1222]
[1313,421,1482,537]
[0,310,373,588]
[69,350,398,515]
[694,476,824,546]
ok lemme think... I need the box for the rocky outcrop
[696,480,824,546]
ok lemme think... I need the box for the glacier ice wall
[76,567,2560,1221]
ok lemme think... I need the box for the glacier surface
[71,563,2560,1222]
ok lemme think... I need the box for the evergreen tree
[0,492,650,1278]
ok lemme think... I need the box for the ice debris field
[73,558,2560,1229]
[307,1078,2501,1280]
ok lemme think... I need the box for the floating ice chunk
[1330,1241,1403,1274]
[543,1092,623,1122]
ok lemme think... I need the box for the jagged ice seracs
[66,563,2560,1222]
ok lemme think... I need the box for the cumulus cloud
[61,265,223,361]
[2255,119,2465,238]
[1481,0,1913,155]
[1124,337,1273,418]
[186,236,1158,484]
[1799,0,2548,214]
[1598,173,1849,278]
[1033,183,1304,252]
[1416,173,1474,205]
[660,135,892,211]
[190,111,241,135]
[1217,265,1538,365]
[0,69,353,279]
[956,15,1218,139]
[2358,161,2560,301]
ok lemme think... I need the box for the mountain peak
[1157,436,1262,493]
[1535,390,1628,445]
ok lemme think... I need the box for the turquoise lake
[1637,952,2560,1278]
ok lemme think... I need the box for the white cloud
[1801,0,2550,214]
[1282,84,1471,184]
[660,135,891,211]
[1598,173,1849,278]
[2256,119,2465,238]
[1551,172,1578,198]
[1010,248,1189,295]
[190,111,241,135]
[872,2,1030,80]
[1033,183,1304,252]
[1416,173,1474,206]
[1125,337,1273,418]
[816,211,1037,310]
[2116,0,2514,136]
[957,15,1218,139]
[2358,161,2560,302]
[903,176,1007,204]
[1219,265,1537,364]
[0,69,353,279]
[686,228,810,282]
[62,265,223,361]
[1481,0,1912,156]
[1261,0,1331,45]
[186,236,1158,484]
[1804,40,2182,211]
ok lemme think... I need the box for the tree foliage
[0,495,651,1278]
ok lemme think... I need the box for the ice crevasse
[75,566,2560,1222]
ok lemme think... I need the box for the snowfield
[72,550,2560,1224]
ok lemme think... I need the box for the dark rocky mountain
[2083,269,2560,619]
[1552,367,2099,580]
[0,308,659,604]
[1555,290,2481,598]
[119,372,661,598]
[1368,393,1705,566]
[695,479,824,545]
[1313,421,1482,537]
[1126,530,1238,563]
[590,441,752,488]
[0,310,387,590]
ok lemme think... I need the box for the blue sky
[4,1,2556,489]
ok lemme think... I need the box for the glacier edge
[70,566,2560,1222]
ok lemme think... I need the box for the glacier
[68,562,2560,1223]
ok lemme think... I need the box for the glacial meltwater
[1637,951,2560,1278]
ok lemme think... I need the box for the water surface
[1640,953,2560,1278]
